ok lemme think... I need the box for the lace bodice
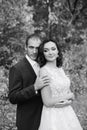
[42,66,71,98]
[39,66,83,130]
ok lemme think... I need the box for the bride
[37,39,83,130]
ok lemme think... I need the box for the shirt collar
[25,54,37,67]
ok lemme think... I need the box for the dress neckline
[44,65,61,71]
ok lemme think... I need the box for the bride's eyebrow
[44,48,48,50]
[43,47,49,50]
[44,46,56,50]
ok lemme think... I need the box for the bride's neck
[46,61,57,68]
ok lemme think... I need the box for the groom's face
[26,37,41,61]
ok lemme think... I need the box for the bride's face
[43,41,58,62]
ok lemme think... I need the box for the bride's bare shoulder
[40,66,46,70]
[40,66,47,75]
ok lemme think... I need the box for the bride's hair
[37,38,63,67]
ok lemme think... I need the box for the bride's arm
[60,68,75,101]
[40,67,72,108]
[66,90,75,101]
[41,86,63,107]
[40,67,63,107]
[41,86,72,108]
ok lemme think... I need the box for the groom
[9,34,50,130]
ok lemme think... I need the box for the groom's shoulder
[11,57,25,69]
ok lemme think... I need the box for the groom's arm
[9,65,38,104]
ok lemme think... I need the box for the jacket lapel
[23,57,37,77]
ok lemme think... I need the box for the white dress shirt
[25,55,40,94]
[25,55,40,76]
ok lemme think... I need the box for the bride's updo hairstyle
[37,38,63,67]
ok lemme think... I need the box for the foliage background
[0,0,87,129]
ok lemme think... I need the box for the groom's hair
[26,34,41,46]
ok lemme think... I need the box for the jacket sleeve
[8,66,38,104]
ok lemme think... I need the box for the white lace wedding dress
[38,66,83,130]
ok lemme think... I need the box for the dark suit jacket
[9,57,43,130]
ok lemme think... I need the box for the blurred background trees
[0,0,87,129]
[0,0,87,93]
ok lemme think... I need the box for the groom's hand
[54,99,72,108]
[34,75,50,91]
[65,92,75,101]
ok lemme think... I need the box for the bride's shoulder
[40,66,48,75]
[40,66,47,72]
[58,67,66,75]
[58,67,64,72]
